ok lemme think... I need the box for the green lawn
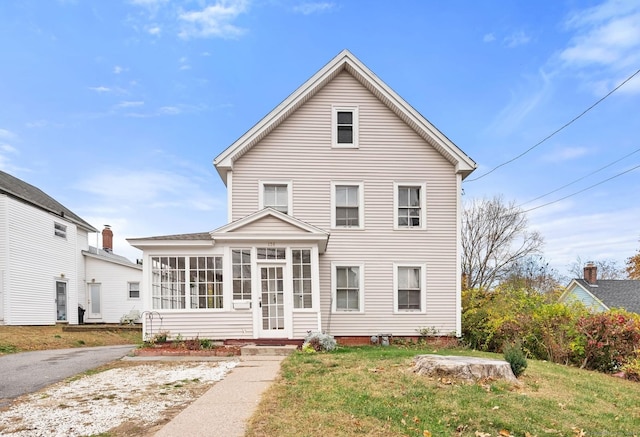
[247,346,640,436]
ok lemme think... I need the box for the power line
[522,163,640,214]
[466,68,640,182]
[519,147,640,207]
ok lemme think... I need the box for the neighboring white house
[128,50,476,342]
[0,170,142,325]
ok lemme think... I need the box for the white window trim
[331,262,365,313]
[393,262,427,314]
[331,105,359,148]
[259,180,293,215]
[127,281,141,300]
[393,182,427,230]
[331,181,365,230]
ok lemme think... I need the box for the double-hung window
[332,263,364,312]
[332,106,359,148]
[332,182,364,229]
[394,263,426,312]
[394,182,426,229]
[128,282,140,299]
[260,181,291,214]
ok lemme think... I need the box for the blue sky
[1,0,639,278]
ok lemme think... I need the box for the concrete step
[240,344,298,356]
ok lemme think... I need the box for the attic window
[332,106,359,148]
[54,222,67,239]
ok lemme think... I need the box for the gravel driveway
[0,359,238,436]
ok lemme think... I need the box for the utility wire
[518,147,640,207]
[466,68,640,182]
[522,163,640,214]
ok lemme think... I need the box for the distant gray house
[560,262,640,314]
[0,170,142,325]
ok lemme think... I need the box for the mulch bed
[133,344,241,357]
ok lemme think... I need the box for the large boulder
[413,354,520,384]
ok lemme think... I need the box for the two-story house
[128,50,476,342]
[0,170,142,325]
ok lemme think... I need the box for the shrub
[574,310,640,372]
[303,331,337,352]
[621,351,640,381]
[503,342,528,377]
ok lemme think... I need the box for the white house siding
[5,198,79,325]
[230,71,460,336]
[0,195,6,323]
[143,312,254,341]
[233,215,305,233]
[292,312,320,338]
[84,256,143,324]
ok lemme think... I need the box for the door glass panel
[56,282,67,321]
[261,266,285,332]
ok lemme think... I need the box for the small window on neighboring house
[394,182,426,230]
[332,106,359,148]
[332,182,364,228]
[128,282,140,299]
[332,264,364,312]
[260,182,291,214]
[394,264,426,312]
[54,222,67,238]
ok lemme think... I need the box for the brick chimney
[102,225,113,253]
[583,262,597,285]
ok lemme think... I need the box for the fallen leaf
[401,418,407,426]
[475,432,491,437]
[423,431,432,437]
[499,430,512,437]
[492,405,500,410]
[572,428,586,437]
[413,416,420,424]
[558,402,566,409]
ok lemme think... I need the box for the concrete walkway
[154,355,285,437]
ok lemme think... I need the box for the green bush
[503,342,528,377]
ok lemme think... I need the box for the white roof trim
[210,208,330,253]
[213,49,476,184]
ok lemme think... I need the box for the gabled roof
[563,279,640,313]
[213,49,476,184]
[127,209,331,253]
[0,170,97,233]
[210,208,330,253]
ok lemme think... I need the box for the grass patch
[247,346,640,436]
[0,325,141,354]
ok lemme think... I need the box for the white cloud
[89,86,112,93]
[0,128,17,140]
[147,25,161,35]
[25,120,63,128]
[113,65,127,74]
[129,0,167,6]
[559,0,640,95]
[293,2,335,15]
[178,0,249,39]
[158,106,182,115]
[0,143,18,154]
[503,30,531,48]
[115,101,144,108]
[483,33,496,43]
[541,146,590,162]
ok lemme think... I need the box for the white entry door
[259,265,286,338]
[88,283,102,319]
[55,281,67,321]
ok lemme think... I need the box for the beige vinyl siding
[5,198,79,325]
[232,215,303,233]
[0,195,6,322]
[292,312,321,338]
[145,312,254,340]
[231,71,460,336]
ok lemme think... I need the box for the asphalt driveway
[0,345,135,407]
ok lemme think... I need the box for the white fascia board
[126,239,215,250]
[211,208,329,236]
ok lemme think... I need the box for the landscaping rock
[413,354,520,384]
